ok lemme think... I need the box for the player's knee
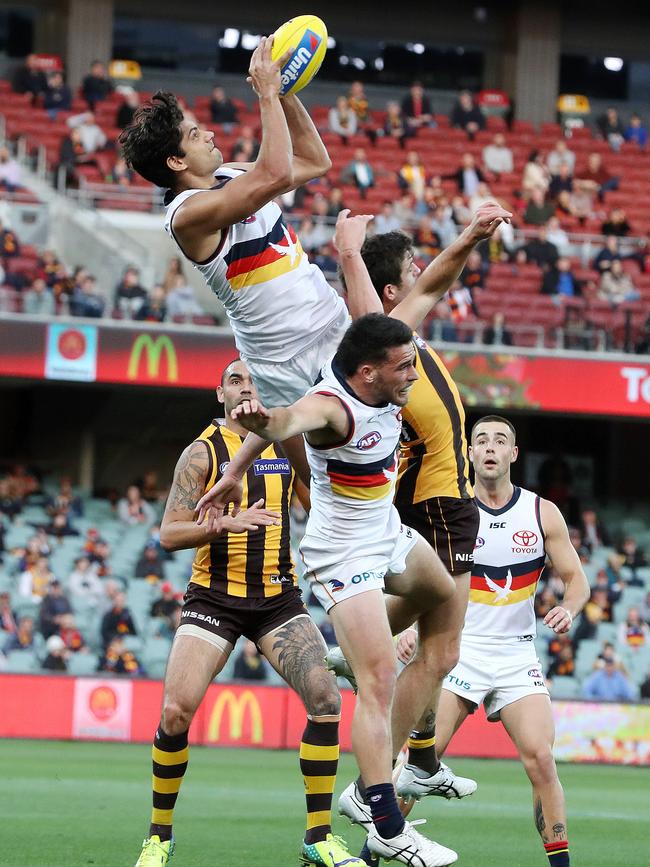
[416,640,459,681]
[523,746,558,785]
[161,699,194,734]
[305,672,342,717]
[357,659,396,709]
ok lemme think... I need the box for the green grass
[0,740,647,866]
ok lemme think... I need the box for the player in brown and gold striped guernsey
[134,359,364,867]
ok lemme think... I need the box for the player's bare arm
[161,441,280,550]
[539,498,590,633]
[333,210,380,320]
[232,393,350,447]
[281,93,332,185]
[391,202,512,329]
[171,38,293,261]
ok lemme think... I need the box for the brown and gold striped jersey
[190,422,296,598]
[395,335,473,509]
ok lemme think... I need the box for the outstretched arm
[232,393,350,444]
[540,498,590,633]
[281,93,332,185]
[391,202,511,329]
[333,209,381,319]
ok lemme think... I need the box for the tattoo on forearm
[552,823,566,838]
[534,797,548,842]
[168,443,209,512]
[270,617,338,715]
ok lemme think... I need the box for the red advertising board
[2,674,650,765]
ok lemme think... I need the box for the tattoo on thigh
[534,797,548,842]
[270,617,329,702]
[552,823,566,838]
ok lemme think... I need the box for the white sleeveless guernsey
[300,357,404,568]
[464,486,547,640]
[164,167,346,363]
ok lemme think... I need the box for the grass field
[0,739,647,866]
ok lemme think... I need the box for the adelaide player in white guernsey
[120,37,348,415]
[228,314,459,867]
[400,416,589,867]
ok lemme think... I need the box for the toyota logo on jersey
[513,530,538,547]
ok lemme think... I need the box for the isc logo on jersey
[512,529,539,553]
[280,30,322,88]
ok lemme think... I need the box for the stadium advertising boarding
[1,317,650,417]
[1,674,649,765]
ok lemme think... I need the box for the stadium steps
[549,677,580,700]
[4,650,40,673]
[67,652,100,676]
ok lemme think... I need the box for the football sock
[149,726,189,842]
[407,726,440,776]
[359,840,380,866]
[544,840,570,865]
[366,783,405,840]
[300,718,339,844]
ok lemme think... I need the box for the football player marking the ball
[120,31,346,481]
[134,359,365,867]
[223,314,460,867]
[397,416,589,867]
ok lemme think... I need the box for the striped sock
[366,782,405,840]
[545,840,570,865]
[149,726,189,842]
[407,727,440,775]
[300,719,339,844]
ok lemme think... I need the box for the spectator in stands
[447,279,477,326]
[233,639,268,681]
[547,641,575,679]
[576,152,619,201]
[460,249,487,291]
[3,615,35,654]
[545,216,570,257]
[398,151,427,202]
[412,217,440,260]
[618,607,649,649]
[583,657,636,701]
[601,208,631,237]
[599,259,640,305]
[0,218,20,258]
[597,107,625,152]
[624,113,648,149]
[383,100,413,148]
[141,474,168,506]
[208,85,238,128]
[107,156,134,187]
[518,226,559,268]
[67,555,104,606]
[430,204,459,249]
[42,510,79,540]
[347,80,376,142]
[69,274,106,318]
[43,70,71,117]
[114,266,147,318]
[117,484,155,526]
[135,284,167,323]
[166,273,205,320]
[6,464,39,501]
[548,163,574,200]
[19,555,54,602]
[450,195,471,227]
[468,181,497,215]
[0,146,22,192]
[524,188,555,226]
[594,235,620,273]
[58,127,91,183]
[46,477,83,520]
[535,585,559,620]
[230,125,260,161]
[66,111,107,155]
[328,95,357,143]
[393,193,417,226]
[547,139,575,177]
[542,257,581,298]
[296,216,329,254]
[430,301,459,342]
[161,256,185,294]
[100,591,137,648]
[38,580,72,639]
[616,535,648,581]
[0,590,16,635]
[11,54,46,99]
[448,152,485,198]
[483,312,513,346]
[115,88,140,129]
[579,507,611,552]
[135,541,166,582]
[449,90,485,138]
[482,132,513,176]
[58,612,86,653]
[521,150,550,196]
[635,315,650,354]
[401,81,434,130]
[150,582,181,624]
[98,634,144,675]
[23,277,55,316]
[42,634,69,671]
[325,187,346,219]
[373,201,402,234]
[340,148,375,196]
[81,60,113,109]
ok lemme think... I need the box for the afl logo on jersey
[240,216,256,224]
[356,431,382,450]
[513,530,538,547]
[474,536,485,549]
[219,461,230,473]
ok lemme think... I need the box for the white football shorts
[443,635,550,721]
